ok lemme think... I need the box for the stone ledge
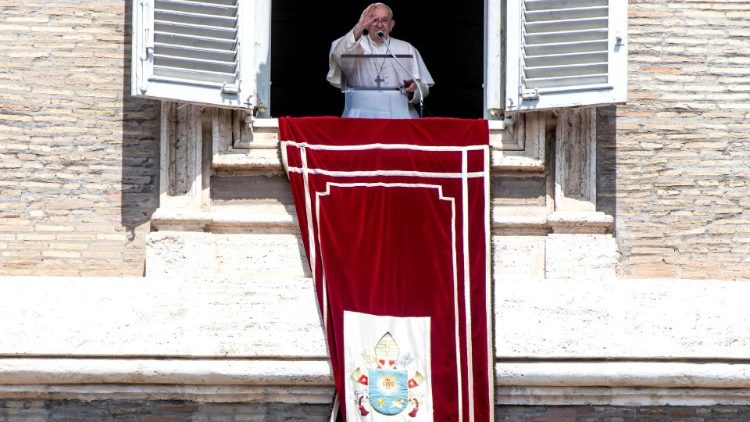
[213,148,546,175]
[0,359,332,386]
[4,277,749,360]
[497,362,750,388]
[151,205,297,232]
[3,359,750,405]
[4,385,748,406]
[492,212,549,236]
[212,117,544,176]
[496,278,750,359]
[0,385,334,404]
[489,152,545,173]
[2,273,750,406]
[0,276,328,358]
[492,209,614,235]
[496,387,750,406]
[4,359,750,389]
[152,206,613,235]
[547,211,614,234]
[213,150,285,176]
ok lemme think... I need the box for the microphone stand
[378,32,424,118]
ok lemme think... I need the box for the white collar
[367,35,390,51]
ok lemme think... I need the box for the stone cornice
[3,359,750,405]
[150,206,614,234]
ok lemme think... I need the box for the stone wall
[0,1,160,276]
[612,1,750,279]
[0,400,331,421]
[1,1,748,277]
[497,405,750,421]
[2,401,749,422]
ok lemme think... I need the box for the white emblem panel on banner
[344,311,434,421]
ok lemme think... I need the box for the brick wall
[0,1,160,276]
[611,0,750,279]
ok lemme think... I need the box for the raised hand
[353,4,378,40]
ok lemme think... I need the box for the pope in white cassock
[327,3,434,118]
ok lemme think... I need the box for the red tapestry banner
[280,117,493,422]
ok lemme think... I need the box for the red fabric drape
[281,117,492,422]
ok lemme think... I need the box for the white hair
[372,3,393,19]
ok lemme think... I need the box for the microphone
[378,32,425,117]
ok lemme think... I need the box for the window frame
[502,0,628,113]
[132,0,271,110]
[134,0,626,116]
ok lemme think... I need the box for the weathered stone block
[492,235,545,281]
[146,232,215,278]
[545,234,617,279]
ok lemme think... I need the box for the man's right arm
[327,31,363,88]
[331,31,363,60]
[327,4,377,88]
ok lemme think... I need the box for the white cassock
[327,30,434,118]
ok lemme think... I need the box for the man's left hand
[403,79,416,100]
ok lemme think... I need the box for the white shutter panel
[132,0,269,109]
[505,0,627,112]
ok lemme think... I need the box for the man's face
[367,6,395,42]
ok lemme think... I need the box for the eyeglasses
[373,17,391,24]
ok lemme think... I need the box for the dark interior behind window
[270,0,484,118]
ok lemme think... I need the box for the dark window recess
[270,0,484,118]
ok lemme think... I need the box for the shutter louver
[132,0,270,109]
[153,0,239,86]
[503,0,628,112]
[523,0,609,92]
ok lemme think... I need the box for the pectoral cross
[374,74,384,88]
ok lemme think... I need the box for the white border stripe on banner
[314,197,329,340]
[280,142,290,173]
[316,182,463,422]
[301,148,326,332]
[450,185,464,422]
[282,141,487,152]
[286,167,485,179]
[462,150,474,422]
[484,146,494,421]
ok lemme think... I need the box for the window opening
[270,0,484,118]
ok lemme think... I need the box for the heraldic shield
[369,369,409,415]
[344,312,433,421]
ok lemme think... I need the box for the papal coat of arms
[350,332,427,418]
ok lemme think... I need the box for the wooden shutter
[132,0,270,109]
[504,0,627,112]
